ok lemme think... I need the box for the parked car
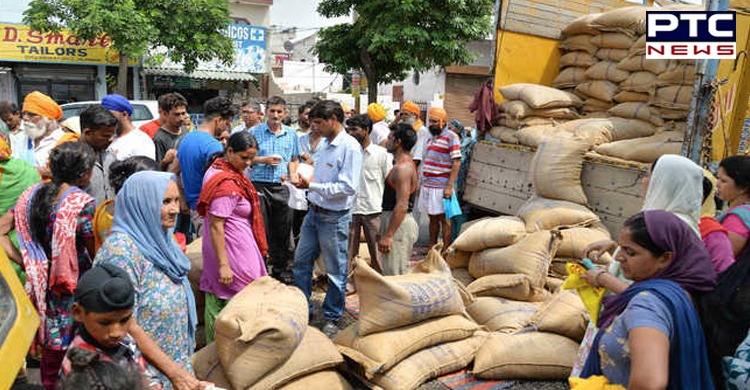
[61,100,159,129]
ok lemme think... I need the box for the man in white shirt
[21,91,66,177]
[102,94,156,162]
[231,101,262,134]
[345,114,392,276]
[0,101,30,162]
[367,102,390,147]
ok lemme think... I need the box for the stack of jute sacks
[191,277,351,390]
[186,238,207,350]
[334,248,488,390]
[444,134,612,380]
[489,83,582,145]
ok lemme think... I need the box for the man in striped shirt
[419,107,461,247]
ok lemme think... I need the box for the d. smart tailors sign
[0,23,138,66]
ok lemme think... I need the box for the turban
[75,264,135,313]
[401,101,420,116]
[101,94,133,116]
[23,91,62,120]
[429,107,448,127]
[367,103,386,122]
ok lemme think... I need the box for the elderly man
[399,100,430,165]
[231,101,262,134]
[102,94,156,162]
[20,92,66,175]
[420,107,461,247]
[367,103,390,147]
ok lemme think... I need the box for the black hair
[203,96,237,121]
[702,176,713,204]
[347,114,373,133]
[0,101,19,116]
[30,142,96,245]
[109,156,157,194]
[80,105,117,132]
[266,95,286,108]
[241,101,261,112]
[205,132,258,170]
[623,212,666,257]
[650,156,661,174]
[281,116,293,126]
[298,101,314,116]
[158,92,187,113]
[309,100,344,122]
[392,123,417,151]
[719,155,750,195]
[57,347,144,390]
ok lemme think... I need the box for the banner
[0,23,139,66]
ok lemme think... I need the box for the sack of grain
[620,71,658,93]
[444,246,472,268]
[550,258,574,278]
[468,230,561,286]
[514,125,557,148]
[575,80,619,102]
[354,250,465,336]
[527,290,588,342]
[334,314,478,377]
[629,34,647,55]
[517,196,600,232]
[562,13,602,36]
[663,121,687,132]
[192,343,232,389]
[497,115,559,130]
[473,332,579,380]
[493,127,519,144]
[214,277,309,390]
[498,83,584,109]
[530,135,590,204]
[363,333,488,390]
[582,98,615,114]
[553,67,590,89]
[546,276,565,293]
[467,297,541,333]
[594,131,684,163]
[595,48,629,62]
[466,274,549,302]
[557,117,656,145]
[186,238,206,348]
[590,33,636,49]
[276,370,352,390]
[556,226,611,259]
[584,61,630,83]
[560,51,597,68]
[614,90,650,103]
[658,63,696,85]
[617,54,671,74]
[499,99,580,119]
[591,6,649,36]
[452,267,476,287]
[452,215,527,252]
[657,107,690,120]
[609,102,664,127]
[559,35,597,54]
[653,85,692,110]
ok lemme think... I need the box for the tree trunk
[117,53,128,96]
[360,47,378,105]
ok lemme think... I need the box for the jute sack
[467,296,541,333]
[658,107,689,120]
[575,80,618,102]
[527,290,589,342]
[557,117,656,146]
[556,226,611,259]
[594,131,684,163]
[498,83,584,109]
[334,314,478,377]
[489,126,519,144]
[620,71,658,93]
[590,6,648,36]
[214,277,309,390]
[629,34,647,55]
[559,35,597,54]
[546,276,565,293]
[658,63,696,85]
[664,121,686,132]
[514,125,556,148]
[466,274,550,302]
[550,258,575,278]
[354,250,465,336]
[473,332,579,380]
[559,51,597,68]
[186,238,206,348]
[276,370,352,390]
[614,90,650,103]
[468,231,561,286]
[452,215,526,252]
[590,33,636,49]
[516,196,600,232]
[452,267,476,287]
[653,85,692,110]
[553,67,589,89]
[617,54,671,74]
[529,135,590,205]
[444,245,472,268]
[192,343,232,389]
[581,98,614,114]
[252,327,344,390]
[360,333,488,390]
[498,99,580,119]
[595,48,629,62]
[497,115,558,130]
[609,102,664,127]
[562,13,601,36]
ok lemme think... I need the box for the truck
[464,0,750,234]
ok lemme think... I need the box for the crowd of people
[1,89,749,389]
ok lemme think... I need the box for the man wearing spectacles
[231,101,262,134]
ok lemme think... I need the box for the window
[132,105,154,121]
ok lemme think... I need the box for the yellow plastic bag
[562,263,606,326]
[569,375,627,389]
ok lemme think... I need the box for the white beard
[22,119,48,140]
[402,116,416,125]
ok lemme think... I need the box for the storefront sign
[0,23,139,66]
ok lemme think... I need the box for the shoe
[321,320,340,338]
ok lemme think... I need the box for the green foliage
[23,0,235,73]
[314,0,494,91]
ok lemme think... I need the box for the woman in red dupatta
[196,131,268,343]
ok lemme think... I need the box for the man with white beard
[20,91,65,176]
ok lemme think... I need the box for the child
[61,263,162,389]
[700,175,735,274]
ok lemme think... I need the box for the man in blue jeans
[293,100,362,338]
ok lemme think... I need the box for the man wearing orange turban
[367,103,389,146]
[399,101,429,165]
[21,91,65,174]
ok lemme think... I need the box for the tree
[314,0,495,104]
[23,0,235,95]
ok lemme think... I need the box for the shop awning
[143,67,255,81]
